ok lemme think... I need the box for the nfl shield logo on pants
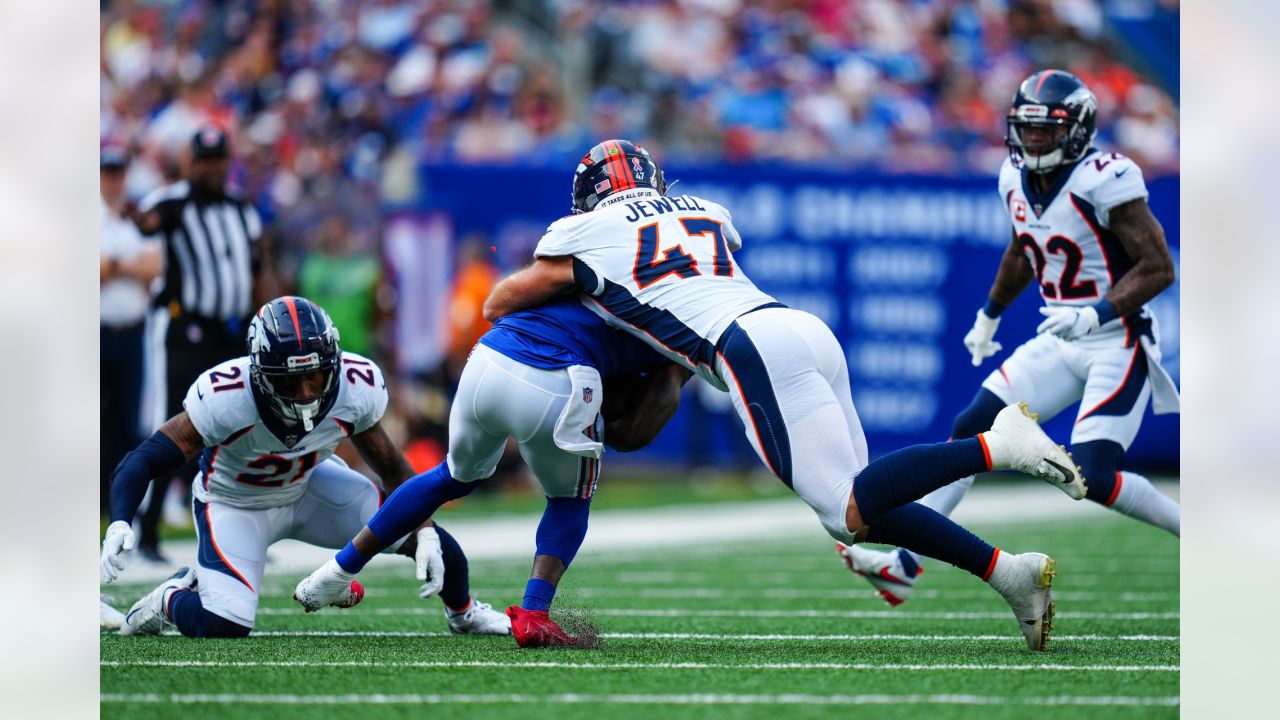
[583,387,594,403]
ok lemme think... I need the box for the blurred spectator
[100,145,162,515]
[297,214,385,358]
[100,0,1178,190]
[445,239,499,379]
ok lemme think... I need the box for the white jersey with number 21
[183,352,388,510]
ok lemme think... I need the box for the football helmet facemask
[571,139,666,214]
[246,296,341,435]
[1006,69,1098,174]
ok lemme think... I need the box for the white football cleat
[984,402,1087,500]
[293,558,365,613]
[988,551,1056,651]
[100,595,125,630]
[835,543,921,607]
[119,566,196,636]
[446,598,513,636]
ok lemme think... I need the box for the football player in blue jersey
[295,297,688,647]
[102,297,510,638]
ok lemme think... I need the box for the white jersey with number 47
[1000,148,1152,342]
[183,352,388,509]
[535,190,777,390]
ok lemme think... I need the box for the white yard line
[101,659,1178,672]
[105,481,1180,585]
[228,630,1179,642]
[462,587,1180,602]
[252,606,1179,620]
[100,692,1180,707]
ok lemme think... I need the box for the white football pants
[191,456,381,628]
[714,307,868,543]
[446,343,602,500]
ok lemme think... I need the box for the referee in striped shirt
[131,126,274,561]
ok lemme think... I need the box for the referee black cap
[191,126,230,159]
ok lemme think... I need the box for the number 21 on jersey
[632,218,734,289]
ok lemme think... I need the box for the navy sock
[951,388,1006,440]
[166,588,252,638]
[336,461,478,574]
[523,578,556,612]
[433,523,472,611]
[866,503,998,580]
[1072,439,1124,506]
[852,439,989,526]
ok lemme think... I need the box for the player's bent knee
[1071,439,1124,505]
[952,389,1005,440]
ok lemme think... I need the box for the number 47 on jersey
[632,218,735,288]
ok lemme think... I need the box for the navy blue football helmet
[571,139,666,213]
[1006,69,1098,173]
[246,296,341,436]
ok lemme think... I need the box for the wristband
[1092,299,1119,325]
[982,298,1007,319]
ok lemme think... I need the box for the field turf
[101,505,1179,719]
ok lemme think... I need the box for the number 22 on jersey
[1018,232,1098,300]
[632,218,734,289]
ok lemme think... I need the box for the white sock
[1108,471,1180,536]
[900,475,978,569]
[985,549,1013,591]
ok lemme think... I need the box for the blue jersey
[479,297,666,377]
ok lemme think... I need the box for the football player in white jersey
[840,70,1181,607]
[100,297,510,637]
[480,139,1091,651]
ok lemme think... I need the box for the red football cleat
[334,579,364,609]
[506,606,573,648]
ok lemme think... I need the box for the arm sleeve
[1092,158,1149,229]
[108,432,187,523]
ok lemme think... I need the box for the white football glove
[415,526,445,599]
[1037,305,1100,340]
[962,310,1002,366]
[100,520,135,584]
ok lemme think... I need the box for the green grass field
[100,500,1179,719]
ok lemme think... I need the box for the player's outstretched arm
[482,256,576,321]
[350,420,417,495]
[603,365,693,452]
[101,412,204,582]
[1101,198,1176,316]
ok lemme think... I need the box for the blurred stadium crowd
[100,0,1179,515]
